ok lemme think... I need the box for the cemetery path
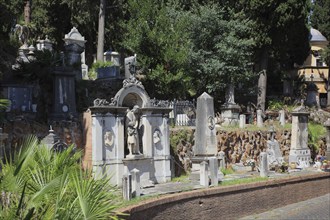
[240,193,330,220]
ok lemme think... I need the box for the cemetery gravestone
[220,84,240,125]
[266,127,284,167]
[289,102,311,168]
[259,152,268,177]
[239,114,246,129]
[194,92,217,156]
[279,110,285,127]
[88,65,172,187]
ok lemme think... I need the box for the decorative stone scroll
[123,76,144,89]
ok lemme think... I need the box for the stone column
[200,161,209,188]
[239,114,246,129]
[209,157,218,186]
[162,114,170,156]
[259,152,268,177]
[279,110,285,127]
[289,105,310,168]
[116,115,125,159]
[140,111,153,157]
[91,114,105,178]
[131,168,140,198]
[324,119,330,159]
[122,173,132,200]
[257,110,263,128]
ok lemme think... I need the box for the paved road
[240,193,330,220]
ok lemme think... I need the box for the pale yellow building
[298,28,329,107]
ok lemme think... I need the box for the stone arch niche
[88,76,172,187]
[113,80,150,108]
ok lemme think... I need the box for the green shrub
[308,123,326,151]
[0,136,121,219]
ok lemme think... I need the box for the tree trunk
[24,0,31,24]
[257,48,269,111]
[96,0,106,61]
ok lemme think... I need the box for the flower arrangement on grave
[244,159,256,171]
[321,160,330,171]
[279,161,288,173]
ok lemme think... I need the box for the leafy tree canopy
[187,5,256,96]
[122,0,193,99]
[310,0,330,65]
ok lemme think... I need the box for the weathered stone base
[289,148,311,168]
[220,104,240,126]
[93,156,171,187]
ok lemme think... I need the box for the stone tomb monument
[89,76,172,187]
[289,102,311,168]
[220,84,240,126]
[191,93,218,184]
[266,126,284,167]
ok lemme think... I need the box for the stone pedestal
[324,119,330,159]
[209,157,218,186]
[289,105,310,168]
[51,67,78,120]
[200,161,209,187]
[257,110,263,128]
[220,104,240,126]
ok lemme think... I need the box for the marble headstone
[194,92,217,156]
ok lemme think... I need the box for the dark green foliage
[311,0,330,66]
[311,0,330,40]
[122,0,193,99]
[188,5,256,98]
[0,0,23,77]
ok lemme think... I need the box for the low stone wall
[118,172,330,220]
[173,128,327,174]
